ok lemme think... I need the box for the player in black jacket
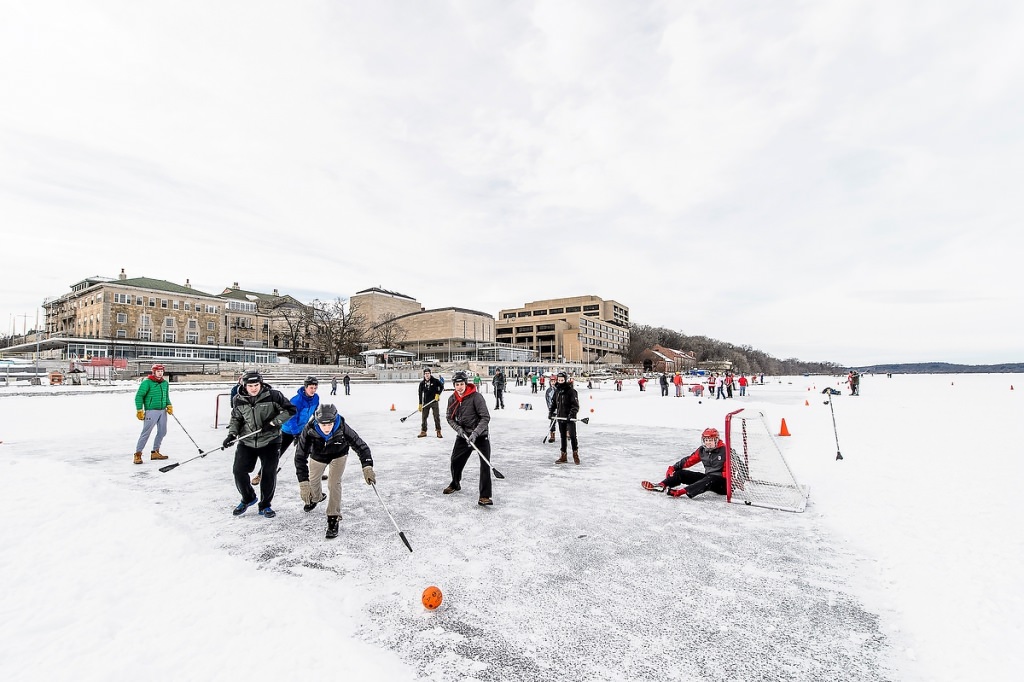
[293,403,375,539]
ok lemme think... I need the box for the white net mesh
[725,409,809,513]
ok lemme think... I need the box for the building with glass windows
[495,296,629,364]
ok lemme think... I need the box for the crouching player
[641,427,727,499]
[294,404,376,539]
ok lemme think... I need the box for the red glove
[665,466,676,479]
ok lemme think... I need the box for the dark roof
[115,277,218,297]
[354,286,416,301]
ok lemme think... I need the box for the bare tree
[309,298,366,364]
[369,312,408,349]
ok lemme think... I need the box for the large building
[496,295,630,364]
[37,270,300,364]
[350,287,532,363]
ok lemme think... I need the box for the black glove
[261,421,279,433]
[548,413,555,421]
[223,434,236,448]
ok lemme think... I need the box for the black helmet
[452,371,469,383]
[241,371,263,385]
[314,404,338,424]
[556,371,568,381]
[304,375,319,387]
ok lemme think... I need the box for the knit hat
[315,404,338,423]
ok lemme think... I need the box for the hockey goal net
[724,408,809,512]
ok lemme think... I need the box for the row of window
[108,292,219,313]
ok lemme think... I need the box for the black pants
[450,434,492,498]
[665,470,726,498]
[558,420,578,452]
[233,441,281,510]
[494,388,504,409]
[661,384,668,396]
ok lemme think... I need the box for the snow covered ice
[1,373,1021,681]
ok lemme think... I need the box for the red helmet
[701,427,720,440]
[152,364,166,372]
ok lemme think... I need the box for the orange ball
[422,585,443,610]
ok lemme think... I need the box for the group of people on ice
[133,363,729,540]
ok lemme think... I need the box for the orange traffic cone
[778,418,791,437]
[804,400,809,406]
[390,404,396,411]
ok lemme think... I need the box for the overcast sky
[2,1,1021,366]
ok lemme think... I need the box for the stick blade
[492,468,506,480]
[399,531,413,553]
[158,463,180,473]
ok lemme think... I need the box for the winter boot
[150,450,168,460]
[572,450,580,465]
[555,452,568,464]
[326,515,340,539]
[443,482,461,495]
[133,451,143,465]
[478,497,493,506]
[436,429,444,439]
[417,430,428,438]
[548,432,556,443]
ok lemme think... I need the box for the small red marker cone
[390,404,395,411]
[778,418,791,437]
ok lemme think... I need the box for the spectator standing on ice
[417,368,445,438]
[293,404,375,540]
[641,427,728,499]
[222,371,297,518]
[492,369,506,410]
[545,375,558,443]
[133,363,172,464]
[673,372,684,397]
[342,373,351,395]
[443,371,494,506]
[738,375,748,396]
[531,373,539,394]
[638,376,647,391]
[725,372,734,399]
[549,371,580,464]
[659,372,669,397]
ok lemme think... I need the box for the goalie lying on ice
[641,427,727,498]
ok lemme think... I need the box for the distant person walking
[330,376,338,395]
[342,373,351,395]
[738,375,748,396]
[133,363,172,464]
